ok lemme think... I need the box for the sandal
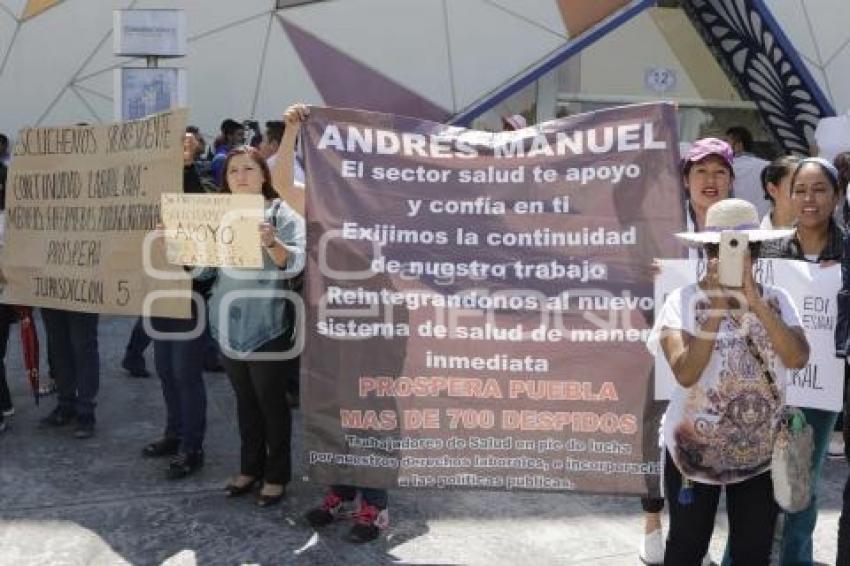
[225,476,259,497]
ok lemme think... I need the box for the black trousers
[152,313,207,453]
[41,309,99,417]
[663,452,778,566]
[838,473,850,565]
[221,335,291,485]
[0,305,15,418]
[641,497,664,513]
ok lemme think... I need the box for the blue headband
[798,157,840,186]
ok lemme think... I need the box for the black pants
[152,314,207,453]
[222,335,291,486]
[124,317,151,362]
[0,306,15,419]
[641,497,664,513]
[838,473,850,565]
[41,309,99,417]
[664,453,777,566]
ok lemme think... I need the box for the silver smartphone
[718,230,748,288]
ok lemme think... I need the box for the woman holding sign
[206,146,305,507]
[760,157,843,564]
[649,198,808,565]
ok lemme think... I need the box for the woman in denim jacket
[206,146,305,507]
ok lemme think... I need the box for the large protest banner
[301,104,683,495]
[1,110,191,317]
[655,259,843,411]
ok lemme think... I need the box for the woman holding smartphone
[649,197,808,564]
[641,138,734,565]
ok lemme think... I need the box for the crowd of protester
[638,127,850,565]
[1,107,850,559]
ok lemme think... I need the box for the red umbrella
[13,306,39,405]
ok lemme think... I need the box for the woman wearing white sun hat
[641,137,735,566]
[648,198,809,565]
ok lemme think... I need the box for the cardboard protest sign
[301,104,683,495]
[161,193,263,268]
[1,109,191,317]
[654,259,843,411]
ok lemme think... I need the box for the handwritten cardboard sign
[161,193,264,268]
[1,109,191,317]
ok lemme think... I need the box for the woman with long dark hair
[763,157,843,563]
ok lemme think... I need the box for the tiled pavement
[0,315,843,565]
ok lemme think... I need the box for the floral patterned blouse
[648,283,801,485]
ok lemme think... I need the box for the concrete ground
[0,315,844,565]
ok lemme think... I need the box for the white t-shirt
[647,283,801,485]
[732,153,770,219]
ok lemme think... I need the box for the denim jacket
[205,199,305,354]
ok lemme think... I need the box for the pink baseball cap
[682,137,733,168]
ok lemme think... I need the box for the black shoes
[40,407,95,438]
[347,502,388,543]
[39,406,76,428]
[73,415,96,439]
[145,441,202,479]
[305,491,350,528]
[166,450,204,480]
[142,437,180,458]
[203,356,224,373]
[223,478,284,506]
[121,355,150,378]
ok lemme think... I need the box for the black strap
[726,305,781,403]
[743,333,781,404]
[269,198,282,229]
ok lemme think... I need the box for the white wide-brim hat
[676,198,794,246]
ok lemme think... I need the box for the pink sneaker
[346,501,389,543]
[304,491,357,528]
